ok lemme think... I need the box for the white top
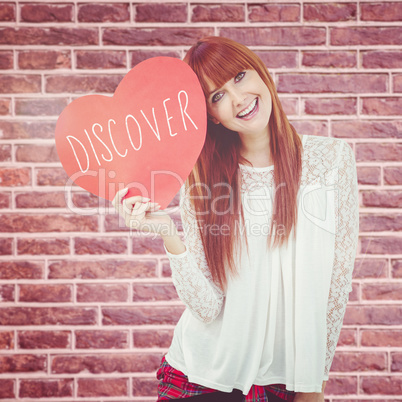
[163,134,359,395]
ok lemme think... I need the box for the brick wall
[0,0,401,400]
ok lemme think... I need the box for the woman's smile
[236,97,258,119]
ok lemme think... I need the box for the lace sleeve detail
[324,140,359,378]
[164,184,225,324]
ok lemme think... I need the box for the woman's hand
[112,188,177,236]
[294,381,326,402]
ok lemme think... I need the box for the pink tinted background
[0,0,401,401]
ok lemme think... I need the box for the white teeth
[237,99,257,118]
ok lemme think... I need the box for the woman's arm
[324,140,360,377]
[162,184,225,323]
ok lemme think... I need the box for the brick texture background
[0,0,401,401]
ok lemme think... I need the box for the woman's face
[205,69,272,137]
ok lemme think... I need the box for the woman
[112,36,359,401]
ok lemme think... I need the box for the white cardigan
[163,134,359,395]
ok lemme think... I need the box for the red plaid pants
[157,356,296,401]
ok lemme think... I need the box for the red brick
[304,3,356,22]
[52,353,161,374]
[344,305,402,325]
[76,50,126,69]
[72,192,108,209]
[20,378,73,398]
[302,51,356,68]
[280,98,298,115]
[132,377,158,397]
[162,260,171,277]
[361,376,402,394]
[48,259,157,279]
[36,167,70,186]
[74,237,127,255]
[133,329,173,348]
[332,120,402,139]
[0,214,97,233]
[392,259,402,278]
[0,331,14,349]
[361,2,402,21]
[18,330,71,349]
[0,354,46,373]
[0,98,10,115]
[0,238,12,255]
[220,27,325,46]
[0,3,15,21]
[0,144,11,161]
[324,376,357,395]
[45,74,123,94]
[357,166,380,185]
[0,121,57,140]
[0,307,97,326]
[130,50,181,68]
[392,352,402,371]
[0,285,14,302]
[362,97,402,115]
[0,74,41,94]
[19,284,72,303]
[353,258,387,279]
[0,27,98,46]
[77,284,128,302]
[360,213,402,232]
[15,98,68,116]
[393,74,402,92]
[76,330,128,349]
[21,3,73,22]
[255,51,297,69]
[362,283,402,300]
[78,377,127,397]
[103,27,214,46]
[362,191,402,208]
[0,51,13,69]
[78,3,129,22]
[337,328,356,347]
[18,50,71,70]
[248,4,299,22]
[133,283,178,302]
[16,191,67,208]
[137,3,187,22]
[132,236,165,254]
[0,192,10,209]
[0,261,43,279]
[17,238,70,255]
[304,97,356,115]
[104,214,132,232]
[290,120,328,137]
[362,50,402,69]
[102,306,184,325]
[356,143,402,162]
[384,167,402,185]
[331,27,402,46]
[362,329,402,347]
[331,352,387,372]
[277,73,386,94]
[192,4,244,22]
[16,144,58,163]
[0,379,15,398]
[363,235,402,255]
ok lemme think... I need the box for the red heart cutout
[55,57,206,209]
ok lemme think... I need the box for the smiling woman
[112,36,359,402]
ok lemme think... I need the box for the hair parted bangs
[184,37,261,99]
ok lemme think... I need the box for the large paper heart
[55,57,207,209]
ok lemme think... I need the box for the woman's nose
[231,90,247,106]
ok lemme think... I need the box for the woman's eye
[235,72,246,82]
[212,92,223,103]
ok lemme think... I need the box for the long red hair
[183,36,303,291]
